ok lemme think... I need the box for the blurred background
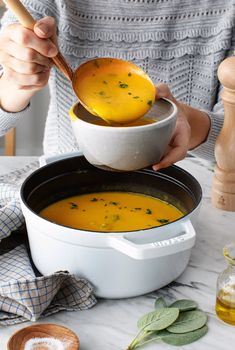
[0,1,49,156]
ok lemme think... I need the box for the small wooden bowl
[7,323,80,350]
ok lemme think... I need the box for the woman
[0,0,234,169]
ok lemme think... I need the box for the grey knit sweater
[0,0,234,159]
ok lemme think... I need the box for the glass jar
[216,244,235,325]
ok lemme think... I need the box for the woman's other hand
[152,83,210,171]
[152,83,191,171]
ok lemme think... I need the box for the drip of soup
[39,192,184,232]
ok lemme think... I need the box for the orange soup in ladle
[5,0,156,124]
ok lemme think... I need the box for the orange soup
[73,58,155,124]
[91,116,156,126]
[39,192,184,232]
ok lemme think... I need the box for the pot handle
[108,220,196,260]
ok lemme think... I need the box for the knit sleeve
[0,103,31,137]
[0,61,32,136]
[189,27,235,161]
[189,92,224,161]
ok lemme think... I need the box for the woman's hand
[0,16,58,112]
[152,83,191,171]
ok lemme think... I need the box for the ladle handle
[3,0,73,81]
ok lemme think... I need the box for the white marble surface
[0,156,235,350]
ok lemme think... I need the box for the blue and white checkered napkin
[0,161,96,326]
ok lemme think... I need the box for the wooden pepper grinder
[212,55,235,211]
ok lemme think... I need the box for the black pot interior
[21,156,202,222]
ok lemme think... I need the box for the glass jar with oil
[216,244,235,325]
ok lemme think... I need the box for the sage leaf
[159,325,208,346]
[169,299,197,311]
[130,332,161,349]
[137,308,179,331]
[167,310,207,333]
[154,297,167,310]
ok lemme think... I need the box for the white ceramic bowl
[69,98,177,171]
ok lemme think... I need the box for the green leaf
[130,331,160,349]
[169,299,198,311]
[137,308,179,331]
[167,310,207,334]
[154,297,167,310]
[158,325,208,346]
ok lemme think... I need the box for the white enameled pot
[20,155,202,299]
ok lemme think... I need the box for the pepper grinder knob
[212,56,235,210]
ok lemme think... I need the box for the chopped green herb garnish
[128,92,132,95]
[146,209,152,215]
[112,214,120,221]
[94,60,100,68]
[147,99,153,106]
[69,202,78,209]
[119,83,129,88]
[102,80,108,84]
[90,198,98,202]
[128,72,132,77]
[109,201,119,205]
[98,91,105,96]
[133,96,139,99]
[157,218,169,224]
[134,208,142,210]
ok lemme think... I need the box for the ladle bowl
[4,0,156,124]
[72,58,156,124]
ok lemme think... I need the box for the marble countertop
[0,156,235,350]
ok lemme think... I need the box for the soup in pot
[39,191,184,232]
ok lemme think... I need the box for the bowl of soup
[20,155,202,298]
[69,98,177,171]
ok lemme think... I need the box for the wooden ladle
[4,0,156,124]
